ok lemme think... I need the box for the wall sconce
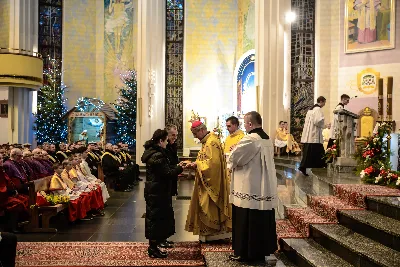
[285,11,296,23]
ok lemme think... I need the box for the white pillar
[255,0,290,135]
[5,0,39,144]
[136,0,166,165]
[8,87,34,144]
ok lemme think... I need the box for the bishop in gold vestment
[185,121,231,242]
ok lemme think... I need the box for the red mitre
[191,120,202,128]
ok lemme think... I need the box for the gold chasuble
[60,170,75,189]
[223,130,245,154]
[49,173,67,191]
[223,129,244,229]
[185,132,231,241]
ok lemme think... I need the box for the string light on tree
[114,69,138,147]
[34,56,68,144]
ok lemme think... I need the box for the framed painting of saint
[345,0,395,53]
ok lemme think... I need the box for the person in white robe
[228,111,278,263]
[328,94,350,149]
[80,151,110,203]
[299,96,327,176]
[322,123,332,150]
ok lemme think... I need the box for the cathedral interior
[0,0,399,266]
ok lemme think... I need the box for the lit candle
[387,77,393,120]
[378,78,383,121]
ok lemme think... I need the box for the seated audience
[0,153,29,233]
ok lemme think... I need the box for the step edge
[310,224,400,266]
[367,196,400,208]
[339,209,400,237]
[281,238,353,267]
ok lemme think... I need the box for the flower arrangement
[324,140,339,163]
[45,194,70,205]
[354,122,400,188]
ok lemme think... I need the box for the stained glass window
[290,0,315,142]
[165,0,184,149]
[38,0,62,71]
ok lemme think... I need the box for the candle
[378,78,383,121]
[387,77,393,120]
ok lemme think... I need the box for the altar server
[299,96,327,176]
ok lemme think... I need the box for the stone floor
[14,177,199,242]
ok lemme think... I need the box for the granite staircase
[274,157,400,267]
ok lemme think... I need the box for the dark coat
[165,142,179,196]
[141,145,183,241]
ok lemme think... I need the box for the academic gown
[0,167,29,218]
[300,104,326,169]
[185,132,231,240]
[24,159,49,179]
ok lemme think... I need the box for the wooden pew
[25,176,68,233]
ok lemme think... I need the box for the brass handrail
[0,47,42,59]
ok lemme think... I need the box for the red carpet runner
[16,242,205,267]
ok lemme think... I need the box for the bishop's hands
[178,160,196,169]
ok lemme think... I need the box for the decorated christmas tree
[34,57,68,144]
[114,70,137,146]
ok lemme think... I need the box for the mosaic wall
[183,0,238,148]
[104,0,135,103]
[236,0,255,61]
[290,0,315,142]
[165,0,184,149]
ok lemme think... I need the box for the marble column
[255,0,290,135]
[135,0,166,165]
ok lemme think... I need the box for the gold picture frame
[345,0,395,54]
[0,100,8,118]
[357,68,380,94]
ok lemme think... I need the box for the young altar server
[299,96,327,176]
[327,94,350,148]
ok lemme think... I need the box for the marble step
[310,224,400,267]
[338,209,400,252]
[203,251,297,267]
[280,238,353,267]
[274,157,301,166]
[366,196,400,221]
